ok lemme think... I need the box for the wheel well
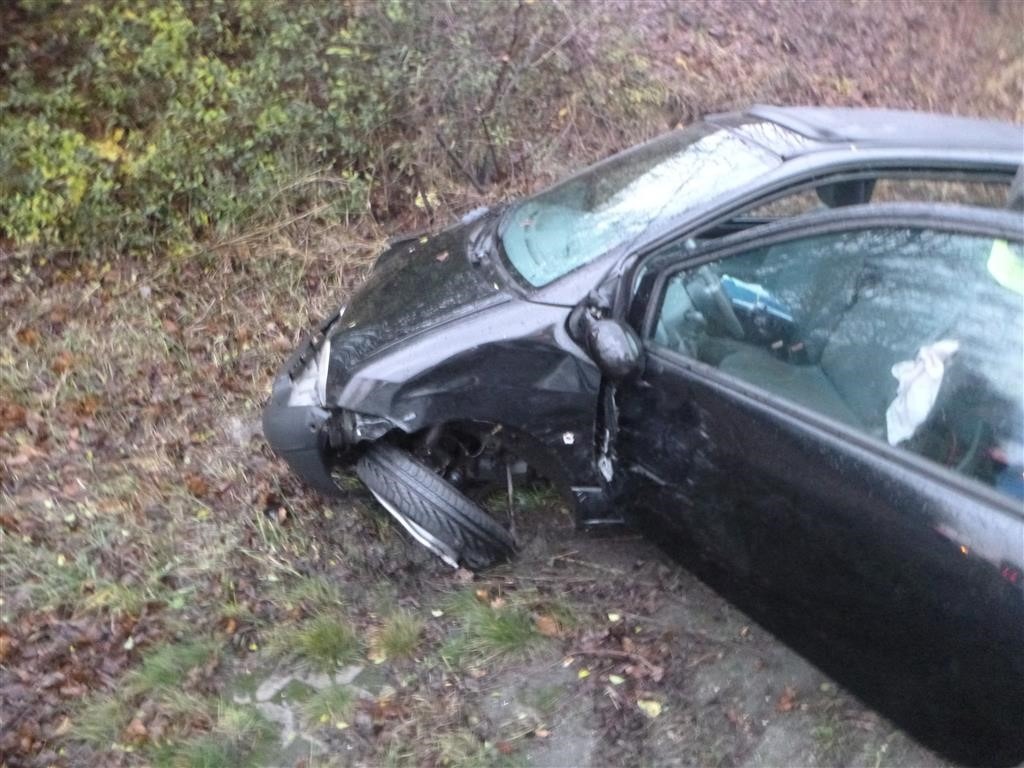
[381,420,569,496]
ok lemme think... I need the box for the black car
[265,106,1024,763]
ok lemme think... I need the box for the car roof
[733,104,1023,156]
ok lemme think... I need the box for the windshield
[500,120,785,287]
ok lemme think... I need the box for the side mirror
[587,319,643,380]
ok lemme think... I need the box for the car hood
[324,218,506,394]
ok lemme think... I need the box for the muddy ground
[3,1,1023,766]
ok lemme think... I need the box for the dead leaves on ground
[0,612,158,764]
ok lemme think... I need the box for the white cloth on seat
[885,339,960,446]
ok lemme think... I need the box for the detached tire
[356,443,516,570]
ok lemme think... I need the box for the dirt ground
[2,1,1023,766]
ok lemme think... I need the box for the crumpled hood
[324,217,505,394]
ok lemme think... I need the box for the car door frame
[603,201,1024,764]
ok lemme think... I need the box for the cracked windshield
[501,121,783,286]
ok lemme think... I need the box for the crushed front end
[262,307,348,496]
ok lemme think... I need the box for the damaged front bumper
[263,311,345,496]
[263,372,340,496]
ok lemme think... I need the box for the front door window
[651,226,1024,500]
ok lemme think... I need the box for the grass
[1,537,95,613]
[214,703,276,744]
[375,611,424,660]
[70,695,130,747]
[125,639,221,695]
[303,684,355,727]
[83,580,158,615]
[443,589,547,666]
[271,575,346,613]
[432,728,517,768]
[272,613,362,673]
[151,704,275,768]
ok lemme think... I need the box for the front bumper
[263,371,341,496]
[263,312,345,496]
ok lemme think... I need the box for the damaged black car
[265,106,1024,760]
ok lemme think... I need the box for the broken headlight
[315,335,331,407]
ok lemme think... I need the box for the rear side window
[651,226,1024,501]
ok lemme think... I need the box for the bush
[0,0,664,255]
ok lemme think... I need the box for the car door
[610,203,1024,765]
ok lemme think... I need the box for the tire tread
[356,444,516,569]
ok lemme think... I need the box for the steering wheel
[693,266,745,340]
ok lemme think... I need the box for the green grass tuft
[272,575,346,613]
[70,695,130,746]
[125,639,221,695]
[151,704,274,768]
[274,613,362,673]
[376,611,424,660]
[433,728,517,768]
[444,590,545,664]
[214,703,277,745]
[303,684,355,727]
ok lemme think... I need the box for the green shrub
[1,0,663,256]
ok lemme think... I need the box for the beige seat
[719,347,864,429]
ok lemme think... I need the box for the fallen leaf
[72,395,101,418]
[435,250,449,263]
[577,668,590,679]
[7,444,45,468]
[51,351,74,374]
[17,327,41,347]
[125,718,148,742]
[224,617,237,635]
[776,685,798,713]
[637,699,663,718]
[52,717,73,737]
[534,614,561,638]
[185,474,210,497]
[608,674,625,686]
[0,401,27,431]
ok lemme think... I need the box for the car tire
[356,443,516,570]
